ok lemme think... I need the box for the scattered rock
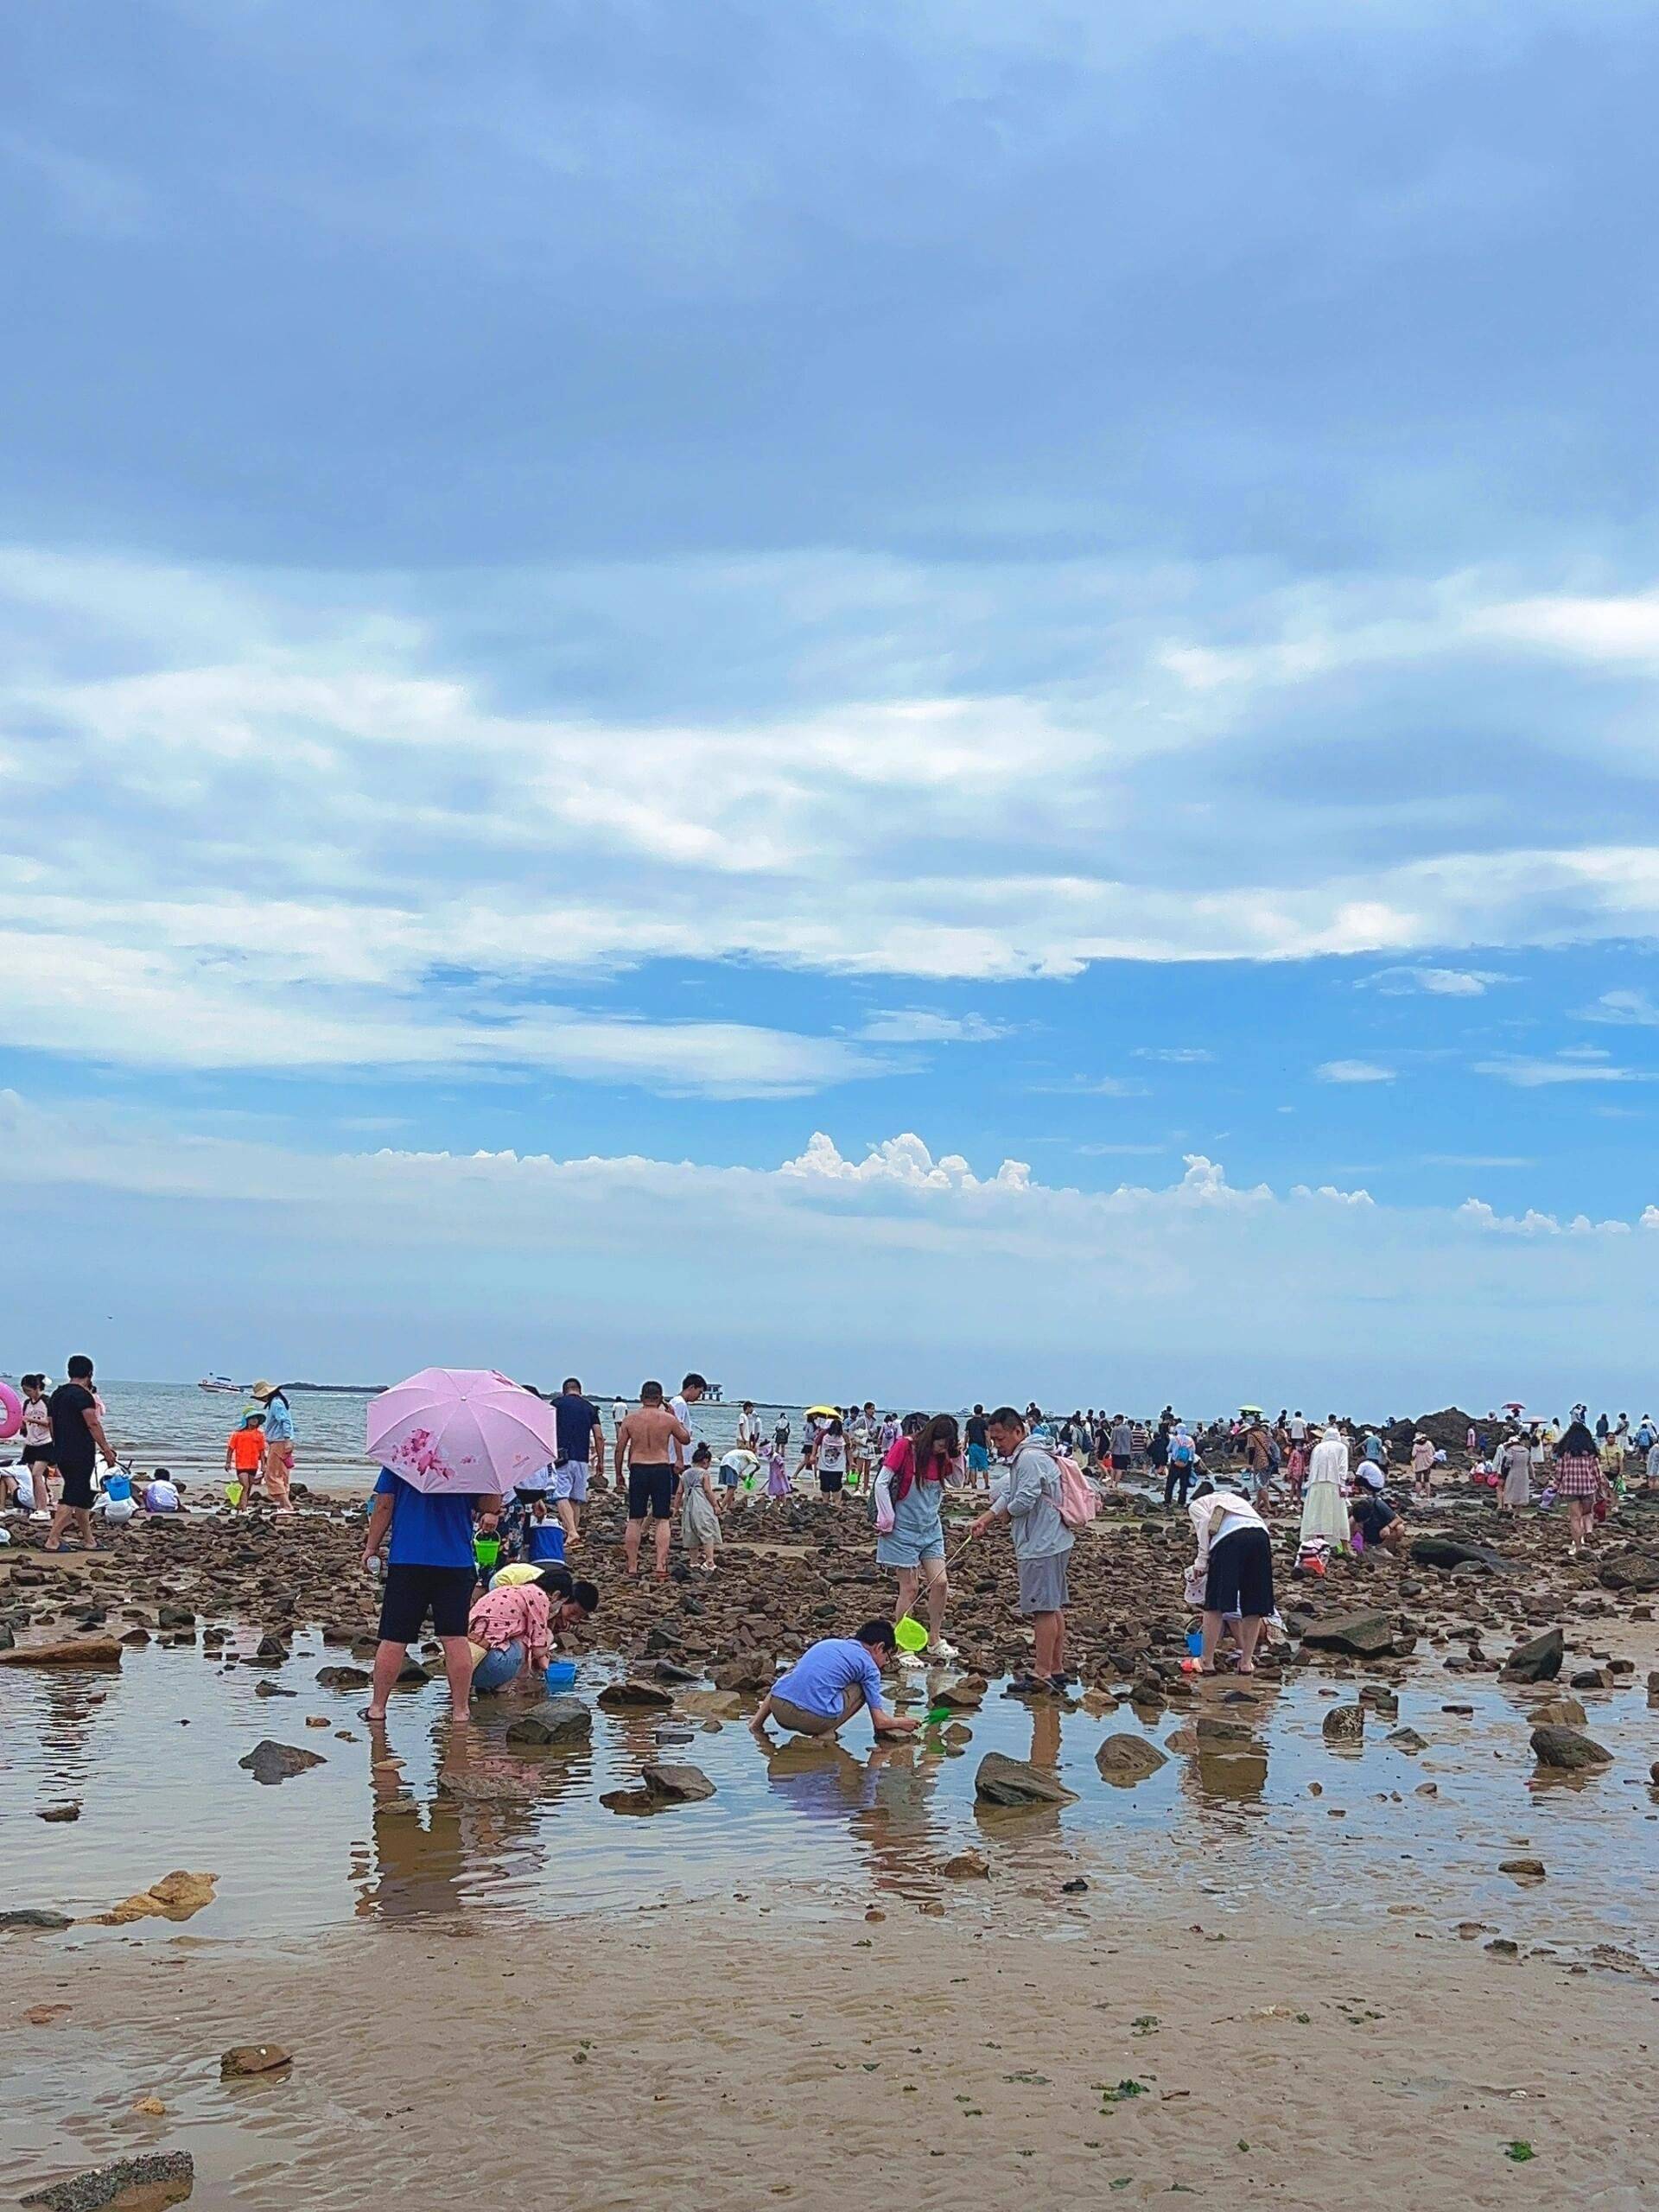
[675,1688,742,1720]
[436,1770,537,1803]
[1498,1858,1546,1879]
[931,1674,988,1709]
[941,1848,990,1878]
[504,1696,592,1746]
[1501,1627,1563,1683]
[1530,1696,1586,1727]
[238,1740,326,1785]
[1387,1726,1427,1751]
[315,1665,372,1690]
[1322,1704,1364,1741]
[252,1681,296,1700]
[973,1753,1079,1808]
[0,1909,74,1933]
[1096,1733,1169,1784]
[38,1802,81,1823]
[95,1872,218,1926]
[20,2151,194,2210]
[1529,1725,1611,1771]
[219,2044,292,2079]
[0,1639,124,1669]
[596,1680,674,1712]
[639,1762,716,1802]
[1300,1609,1397,1658]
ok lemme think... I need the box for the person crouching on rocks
[1351,1464,1408,1554]
[467,1564,599,1695]
[1187,1480,1274,1675]
[750,1621,919,1742]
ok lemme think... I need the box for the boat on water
[198,1374,239,1394]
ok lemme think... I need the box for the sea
[53,1381,840,1500]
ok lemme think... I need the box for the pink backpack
[1055,1452,1099,1529]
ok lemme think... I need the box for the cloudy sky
[3,1,1657,1408]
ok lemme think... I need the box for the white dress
[1299,1433,1351,1548]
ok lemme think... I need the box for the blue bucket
[1185,1628,1204,1657]
[544,1659,578,1690]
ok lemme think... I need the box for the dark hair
[640,1381,664,1403]
[535,1564,575,1598]
[562,1377,582,1394]
[67,1355,94,1381]
[826,1417,842,1436]
[856,1618,897,1652]
[682,1372,707,1391]
[153,1466,171,1481]
[896,1413,959,1499]
[692,1441,713,1463]
[21,1373,44,1391]
[1192,1478,1216,1499]
[569,1579,600,1615]
[987,1405,1023,1430]
[1559,1421,1597,1458]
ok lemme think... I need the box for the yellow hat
[250,1379,276,1399]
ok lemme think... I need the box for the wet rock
[973,1753,1079,1807]
[315,1665,372,1690]
[219,2043,292,2078]
[710,1656,772,1693]
[1301,1610,1396,1658]
[1194,1716,1256,1745]
[1498,1858,1547,1878]
[1501,1627,1563,1683]
[1387,1726,1427,1751]
[1596,1549,1659,1593]
[931,1674,988,1709]
[504,1696,592,1746]
[252,1632,289,1662]
[1322,1704,1364,1742]
[597,1679,674,1712]
[393,1657,431,1686]
[38,1802,81,1822]
[941,1848,990,1878]
[1096,1733,1168,1785]
[0,1909,73,1932]
[96,1872,218,1926]
[437,1770,537,1803]
[1357,1685,1399,1719]
[1530,1697,1586,1727]
[1409,1536,1509,1573]
[675,1688,742,1720]
[252,1681,296,1700]
[1529,1724,1611,1770]
[1061,1876,1089,1892]
[641,1762,716,1802]
[1569,1667,1610,1691]
[238,1740,326,1785]
[156,1606,196,1629]
[20,2151,194,2209]
[652,1661,699,1685]
[0,1638,123,1669]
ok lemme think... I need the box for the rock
[710,1656,772,1693]
[1409,1536,1510,1573]
[641,1763,716,1802]
[941,1848,990,1878]
[253,1632,289,1661]
[1322,1704,1364,1741]
[0,1909,73,1932]
[1597,1550,1659,1594]
[38,1802,81,1823]
[1502,1627,1563,1682]
[1061,1876,1089,1892]
[1300,1609,1396,1658]
[1529,1725,1612,1771]
[304,1715,330,1729]
[156,1606,196,1629]
[596,1680,674,1712]
[1195,1716,1257,1746]
[0,1638,124,1669]
[20,2151,195,2210]
[504,1696,592,1746]
[436,1770,536,1803]
[652,1661,700,1684]
[643,1624,682,1655]
[95,1872,218,1926]
[1387,1726,1427,1751]
[219,2044,292,2078]
[1357,1685,1399,1719]
[238,1740,326,1785]
[1096,1733,1168,1785]
[315,1664,372,1689]
[1498,1858,1547,1878]
[973,1753,1079,1808]
[931,1674,988,1709]
[252,1681,296,1699]
[1530,1697,1586,1727]
[1569,1668,1610,1691]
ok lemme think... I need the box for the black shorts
[377,1562,475,1643]
[1205,1525,1274,1617]
[22,1445,54,1467]
[817,1469,844,1494]
[1111,1453,1131,1473]
[627,1463,674,1520]
[59,1465,96,1510]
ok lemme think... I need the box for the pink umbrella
[365,1368,556,1496]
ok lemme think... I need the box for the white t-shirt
[817,1433,848,1474]
[736,1411,759,1450]
[144,1480,181,1512]
[1287,1417,1307,1443]
[669,1396,697,1471]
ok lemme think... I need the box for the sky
[3,0,1658,1411]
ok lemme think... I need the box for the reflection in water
[35,1671,108,1798]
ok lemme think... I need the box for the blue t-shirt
[262,1396,295,1445]
[553,1393,601,1466]
[771,1637,887,1721]
[374,1467,481,1569]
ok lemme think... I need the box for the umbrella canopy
[366,1368,556,1497]
[805,1404,841,1420]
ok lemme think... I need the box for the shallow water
[3,1637,1656,1954]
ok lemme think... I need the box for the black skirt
[1205,1524,1274,1616]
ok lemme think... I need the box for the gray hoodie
[995,1439,1074,1561]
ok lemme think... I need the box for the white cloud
[856,1009,1005,1044]
[1315,1059,1396,1084]
[1474,1053,1649,1089]
[1472,589,1659,669]
[1580,987,1659,1027]
[1133,1046,1215,1063]
[1290,1183,1376,1206]
[1363,964,1510,998]
[1458,1197,1635,1236]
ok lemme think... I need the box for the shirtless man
[613,1381,691,1580]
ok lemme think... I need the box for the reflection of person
[363,1466,502,1721]
[751,1622,918,1741]
[45,1356,118,1554]
[969,1407,1074,1693]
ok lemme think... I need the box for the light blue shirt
[771,1637,887,1721]
[261,1396,295,1444]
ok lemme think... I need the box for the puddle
[3,1635,1657,1950]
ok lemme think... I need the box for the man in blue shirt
[363,1467,502,1722]
[750,1621,918,1742]
[550,1376,605,1550]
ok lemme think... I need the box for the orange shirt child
[228,1426,265,1474]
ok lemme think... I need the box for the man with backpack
[969,1407,1075,1694]
[1165,1417,1197,1508]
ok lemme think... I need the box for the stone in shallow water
[21,2151,194,2210]
[1095,1733,1168,1785]
[973,1753,1078,1808]
[238,1740,326,1785]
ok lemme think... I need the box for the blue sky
[3,1,1657,1407]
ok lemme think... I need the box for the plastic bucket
[544,1659,577,1689]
